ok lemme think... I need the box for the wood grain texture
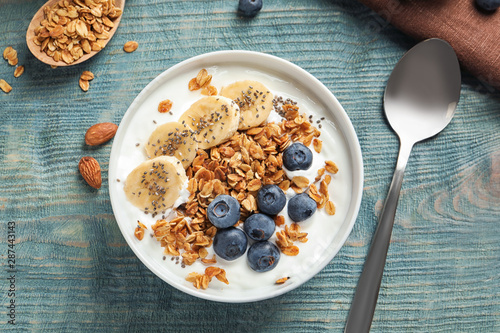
[1,0,499,331]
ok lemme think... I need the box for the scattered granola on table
[13,66,25,78]
[0,79,12,94]
[79,70,94,91]
[123,41,139,53]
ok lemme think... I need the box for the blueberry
[243,213,275,241]
[238,0,263,17]
[213,227,247,261]
[257,184,286,215]
[476,0,500,10]
[247,241,280,272]
[207,195,241,228]
[288,193,317,222]
[282,142,313,171]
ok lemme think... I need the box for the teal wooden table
[1,0,498,331]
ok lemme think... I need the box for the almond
[79,156,102,189]
[85,122,118,146]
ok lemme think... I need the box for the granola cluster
[186,266,228,290]
[188,69,218,96]
[33,0,122,64]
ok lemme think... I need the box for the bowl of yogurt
[109,50,363,303]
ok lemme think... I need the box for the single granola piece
[79,78,90,92]
[325,160,338,174]
[134,221,146,240]
[158,99,173,113]
[276,277,289,284]
[188,78,200,91]
[80,71,94,81]
[201,255,217,264]
[13,66,24,78]
[313,138,322,153]
[281,245,299,256]
[123,41,139,53]
[274,215,285,227]
[291,176,309,188]
[0,79,12,93]
[325,201,336,215]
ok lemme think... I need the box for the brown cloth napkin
[358,0,500,91]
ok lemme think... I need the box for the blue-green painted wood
[0,0,498,331]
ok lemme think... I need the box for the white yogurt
[111,64,352,292]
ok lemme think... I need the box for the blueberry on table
[282,142,313,171]
[288,193,317,222]
[476,0,500,10]
[247,241,280,272]
[244,213,275,241]
[257,184,287,215]
[207,194,241,228]
[213,227,248,261]
[238,0,263,17]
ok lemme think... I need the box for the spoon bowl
[384,39,461,143]
[26,0,125,67]
[345,38,461,333]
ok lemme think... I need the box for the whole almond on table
[79,156,102,189]
[85,122,118,146]
[123,41,138,53]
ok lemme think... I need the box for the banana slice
[178,96,240,150]
[145,121,198,169]
[124,156,187,216]
[220,80,274,130]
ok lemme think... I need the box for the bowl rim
[109,50,364,303]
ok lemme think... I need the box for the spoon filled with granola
[26,0,125,66]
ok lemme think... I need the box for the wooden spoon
[26,0,125,67]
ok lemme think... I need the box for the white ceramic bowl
[109,50,363,303]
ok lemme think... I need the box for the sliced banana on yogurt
[178,96,240,149]
[124,156,187,216]
[220,80,274,130]
[145,121,198,169]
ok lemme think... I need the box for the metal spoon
[345,38,461,332]
[26,0,125,67]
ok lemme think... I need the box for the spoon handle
[345,139,413,333]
